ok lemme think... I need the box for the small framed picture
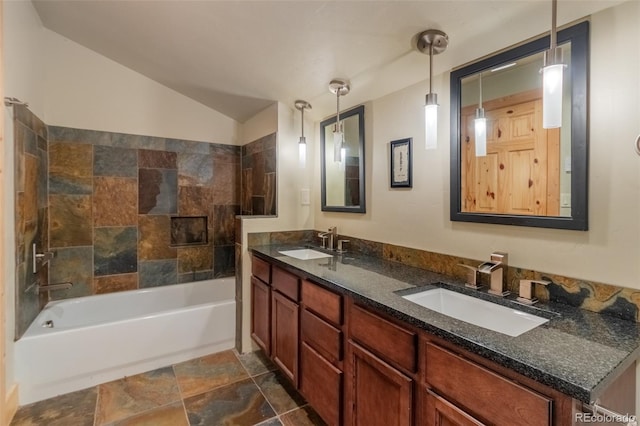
[390,138,412,188]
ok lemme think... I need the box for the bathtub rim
[20,276,236,339]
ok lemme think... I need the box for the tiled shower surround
[13,106,49,339]
[241,133,277,216]
[46,126,241,302]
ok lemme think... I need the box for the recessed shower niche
[171,216,208,246]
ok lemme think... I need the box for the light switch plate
[300,188,310,205]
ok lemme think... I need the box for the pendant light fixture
[329,79,350,163]
[541,0,566,129]
[475,72,487,157]
[417,29,449,150]
[294,100,311,168]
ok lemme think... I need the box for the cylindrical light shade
[424,104,438,150]
[333,131,343,162]
[298,137,306,168]
[474,117,487,157]
[339,146,346,170]
[542,63,564,129]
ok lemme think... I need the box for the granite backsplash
[247,229,640,323]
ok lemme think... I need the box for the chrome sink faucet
[318,226,337,250]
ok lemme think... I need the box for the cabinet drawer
[300,342,342,426]
[272,266,299,301]
[301,309,342,364]
[302,280,342,326]
[425,343,552,425]
[349,304,417,373]
[252,256,271,284]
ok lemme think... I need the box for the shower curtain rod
[4,97,29,107]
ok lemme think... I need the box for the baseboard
[5,384,18,425]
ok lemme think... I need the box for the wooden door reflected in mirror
[461,88,562,217]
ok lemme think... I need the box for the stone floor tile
[236,350,277,377]
[174,350,249,398]
[10,387,97,426]
[95,367,181,425]
[279,405,327,426]
[112,401,188,426]
[183,378,275,426]
[253,371,306,414]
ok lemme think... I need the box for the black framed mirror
[320,105,366,213]
[450,21,588,230]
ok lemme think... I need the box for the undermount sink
[278,249,333,260]
[402,288,549,337]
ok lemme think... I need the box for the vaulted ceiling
[33,1,620,122]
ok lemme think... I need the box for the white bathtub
[15,278,236,404]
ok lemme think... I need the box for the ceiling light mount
[329,79,351,96]
[294,100,311,111]
[416,29,449,56]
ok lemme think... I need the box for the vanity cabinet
[271,266,300,386]
[346,302,417,426]
[300,279,344,426]
[346,341,413,426]
[251,277,271,354]
[250,256,271,355]
[250,256,301,386]
[423,342,553,425]
[250,254,634,426]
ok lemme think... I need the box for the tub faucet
[478,252,509,297]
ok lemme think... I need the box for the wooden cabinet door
[345,341,413,426]
[300,342,342,426]
[251,276,271,355]
[271,290,299,387]
[424,390,486,426]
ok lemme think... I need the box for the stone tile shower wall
[13,106,49,339]
[241,133,276,215]
[47,126,240,301]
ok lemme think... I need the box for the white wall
[239,102,315,351]
[2,0,47,392]
[315,1,640,290]
[43,29,240,144]
[240,103,277,146]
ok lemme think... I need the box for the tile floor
[10,350,326,426]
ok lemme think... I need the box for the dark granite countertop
[250,244,640,404]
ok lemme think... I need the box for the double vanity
[250,243,638,425]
